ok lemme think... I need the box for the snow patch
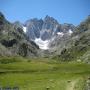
[68,29,73,35]
[34,38,49,50]
[23,26,27,33]
[57,32,64,37]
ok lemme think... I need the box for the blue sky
[0,0,90,25]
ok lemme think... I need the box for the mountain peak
[0,12,5,24]
[44,15,58,24]
[0,12,4,18]
[45,15,51,19]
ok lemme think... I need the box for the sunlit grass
[0,57,89,90]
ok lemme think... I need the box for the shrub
[0,57,23,64]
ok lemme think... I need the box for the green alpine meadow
[0,57,90,90]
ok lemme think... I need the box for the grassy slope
[0,57,90,90]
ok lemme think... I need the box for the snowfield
[34,38,50,50]
[23,26,27,33]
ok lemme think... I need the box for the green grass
[0,57,90,90]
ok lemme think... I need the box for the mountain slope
[53,16,90,62]
[0,12,39,57]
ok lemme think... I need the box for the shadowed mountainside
[0,12,39,57]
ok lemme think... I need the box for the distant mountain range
[14,15,75,50]
[25,15,75,49]
[0,12,90,62]
[25,15,75,40]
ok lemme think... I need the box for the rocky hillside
[0,12,39,57]
[53,16,90,62]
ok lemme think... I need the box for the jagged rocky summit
[24,15,75,49]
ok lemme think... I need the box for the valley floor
[0,57,90,90]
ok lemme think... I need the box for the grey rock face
[0,12,39,57]
[26,15,75,41]
[26,18,43,40]
[61,23,75,33]
[25,16,59,40]
[41,15,59,40]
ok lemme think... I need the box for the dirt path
[66,80,78,90]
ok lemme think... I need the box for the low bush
[0,56,24,64]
